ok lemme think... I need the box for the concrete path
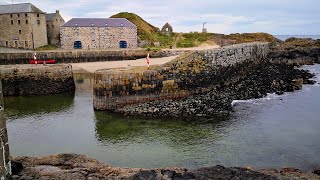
[71,56,179,73]
[0,47,32,53]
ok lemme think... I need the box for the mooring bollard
[0,81,11,179]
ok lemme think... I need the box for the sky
[1,0,320,35]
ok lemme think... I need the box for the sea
[3,35,320,170]
[274,35,320,41]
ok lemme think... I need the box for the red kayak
[29,60,57,64]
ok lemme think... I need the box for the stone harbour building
[0,3,48,49]
[46,10,65,46]
[60,18,138,49]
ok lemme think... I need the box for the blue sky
[1,0,320,35]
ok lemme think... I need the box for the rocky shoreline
[10,154,320,180]
[116,61,316,118]
[114,38,320,118]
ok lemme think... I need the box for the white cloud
[1,0,319,34]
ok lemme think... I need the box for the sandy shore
[71,55,179,73]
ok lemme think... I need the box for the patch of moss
[35,45,58,51]
[177,33,211,48]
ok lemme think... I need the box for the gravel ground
[71,55,179,73]
[0,47,32,53]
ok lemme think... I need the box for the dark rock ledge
[116,62,316,118]
[11,154,320,180]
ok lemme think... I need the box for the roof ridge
[0,3,31,6]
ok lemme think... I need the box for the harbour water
[5,65,320,170]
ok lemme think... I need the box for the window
[37,14,39,17]
[25,41,28,48]
[6,41,8,47]
[19,30,21,34]
[52,25,54,28]
[18,14,20,18]
[18,20,20,25]
[10,14,13,18]
[11,20,13,25]
[56,19,57,22]
[37,20,40,24]
[25,13,27,17]
[26,20,28,24]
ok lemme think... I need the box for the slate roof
[46,13,55,21]
[62,18,136,28]
[0,3,44,14]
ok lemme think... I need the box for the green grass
[35,44,58,51]
[177,33,211,48]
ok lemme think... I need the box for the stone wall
[60,26,137,49]
[0,82,11,179]
[0,12,48,49]
[46,11,65,46]
[0,49,192,65]
[93,42,269,111]
[0,64,75,96]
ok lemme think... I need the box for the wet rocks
[117,62,315,118]
[11,154,320,180]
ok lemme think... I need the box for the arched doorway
[119,41,127,48]
[74,41,82,49]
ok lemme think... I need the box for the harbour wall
[93,42,269,110]
[0,82,11,179]
[0,49,190,65]
[0,64,75,96]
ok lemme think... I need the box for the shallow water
[5,65,320,170]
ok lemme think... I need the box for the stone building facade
[60,18,137,49]
[0,3,48,49]
[161,22,173,36]
[46,10,65,46]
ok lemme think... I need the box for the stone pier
[0,64,75,96]
[93,42,270,111]
[0,82,11,179]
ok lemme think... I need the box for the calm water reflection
[5,65,320,170]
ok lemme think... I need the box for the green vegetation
[210,32,279,46]
[284,37,320,48]
[35,44,58,51]
[177,33,212,48]
[111,12,176,48]
[111,12,157,35]
[111,12,279,48]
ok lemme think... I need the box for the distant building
[46,10,65,46]
[60,18,138,49]
[161,22,173,36]
[0,3,48,49]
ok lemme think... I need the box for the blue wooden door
[74,41,82,49]
[119,41,127,48]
